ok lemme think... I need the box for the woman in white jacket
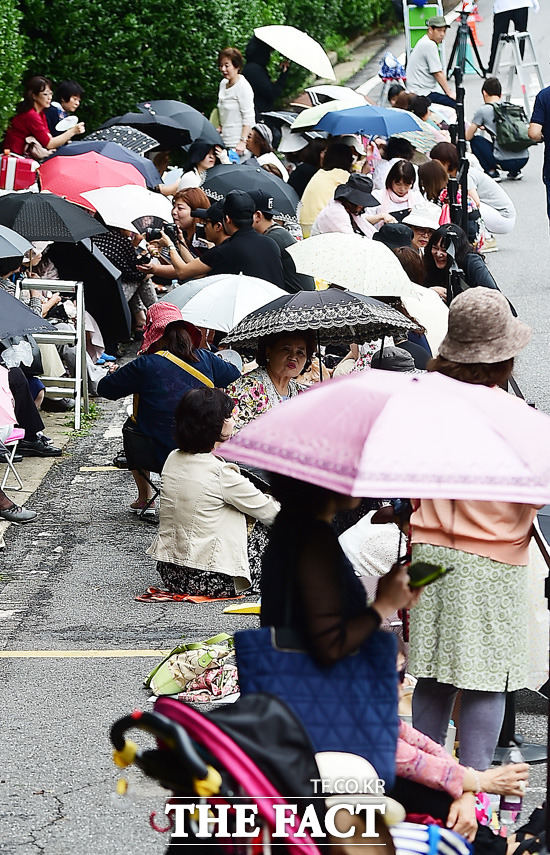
[147,387,278,597]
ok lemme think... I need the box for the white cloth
[405,34,444,97]
[257,151,288,181]
[147,450,279,585]
[311,198,376,237]
[177,168,203,191]
[493,0,538,13]
[339,510,401,577]
[217,76,255,149]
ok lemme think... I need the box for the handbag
[235,625,398,788]
[144,632,234,696]
[24,136,51,162]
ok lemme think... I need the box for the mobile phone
[407,561,454,589]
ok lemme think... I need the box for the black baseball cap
[247,189,276,216]
[372,223,414,250]
[223,189,255,220]
[191,200,224,224]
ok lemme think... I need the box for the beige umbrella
[285,233,418,299]
[254,25,335,80]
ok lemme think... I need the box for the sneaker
[130,499,156,517]
[507,171,523,180]
[483,237,498,253]
[486,170,502,182]
[19,436,62,457]
[0,504,37,523]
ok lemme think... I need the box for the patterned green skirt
[408,543,528,692]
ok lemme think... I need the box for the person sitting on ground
[311,174,396,238]
[245,123,288,181]
[248,189,315,292]
[431,140,517,245]
[417,160,448,205]
[391,646,530,848]
[145,190,285,287]
[146,387,279,597]
[466,77,530,181]
[423,224,499,302]
[409,95,450,140]
[403,200,442,253]
[44,80,84,136]
[371,137,416,191]
[369,160,423,222]
[190,200,229,247]
[388,82,406,106]
[299,142,354,237]
[287,138,328,199]
[3,76,85,156]
[158,140,221,197]
[97,303,240,517]
[8,366,61,458]
[405,16,456,108]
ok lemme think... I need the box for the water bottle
[499,738,524,835]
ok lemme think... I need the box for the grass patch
[64,401,102,438]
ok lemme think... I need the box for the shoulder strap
[157,350,214,388]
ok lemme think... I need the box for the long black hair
[423,224,474,287]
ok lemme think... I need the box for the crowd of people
[0,11,549,853]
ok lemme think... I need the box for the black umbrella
[48,240,131,349]
[0,193,107,243]
[203,164,300,222]
[100,113,191,149]
[137,100,223,147]
[0,289,55,345]
[84,126,159,155]
[221,288,419,349]
[47,141,162,188]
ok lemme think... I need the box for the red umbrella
[38,151,146,210]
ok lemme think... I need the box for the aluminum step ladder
[493,31,544,115]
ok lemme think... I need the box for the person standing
[488,0,539,74]
[242,36,289,120]
[405,16,456,108]
[216,48,255,158]
[528,84,550,226]
[466,77,530,180]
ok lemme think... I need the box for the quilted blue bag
[234,626,398,788]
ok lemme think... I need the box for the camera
[144,223,178,243]
[195,223,206,240]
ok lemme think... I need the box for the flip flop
[223,600,261,615]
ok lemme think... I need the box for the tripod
[446,8,487,77]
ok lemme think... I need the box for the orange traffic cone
[468,17,483,46]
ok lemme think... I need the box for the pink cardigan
[397,719,465,798]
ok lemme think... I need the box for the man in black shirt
[165,190,284,287]
[248,189,315,293]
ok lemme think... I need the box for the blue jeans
[428,91,457,109]
[470,135,528,176]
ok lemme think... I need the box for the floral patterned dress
[226,367,303,590]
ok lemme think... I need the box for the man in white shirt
[488,0,539,73]
[406,16,456,108]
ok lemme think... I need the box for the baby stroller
[110,693,329,854]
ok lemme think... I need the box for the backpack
[492,101,538,152]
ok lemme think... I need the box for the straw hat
[402,201,441,231]
[140,302,202,354]
[438,289,532,364]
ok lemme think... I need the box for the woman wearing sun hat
[97,302,240,515]
[408,290,538,824]
[403,200,441,253]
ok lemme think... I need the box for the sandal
[130,499,156,517]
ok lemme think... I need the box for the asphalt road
[1,2,549,852]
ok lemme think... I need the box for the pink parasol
[0,366,16,428]
[39,152,146,210]
[222,370,550,503]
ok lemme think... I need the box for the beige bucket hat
[438,288,532,364]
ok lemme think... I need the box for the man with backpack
[466,77,531,181]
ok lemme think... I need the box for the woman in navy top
[98,302,240,515]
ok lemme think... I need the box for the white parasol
[254,25,335,81]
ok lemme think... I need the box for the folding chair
[0,427,25,491]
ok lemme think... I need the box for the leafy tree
[0,0,27,136]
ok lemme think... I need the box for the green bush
[0,0,27,136]
[15,0,392,134]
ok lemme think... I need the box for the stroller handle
[110,709,209,780]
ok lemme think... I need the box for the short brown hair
[428,355,514,386]
[430,141,459,174]
[218,47,243,70]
